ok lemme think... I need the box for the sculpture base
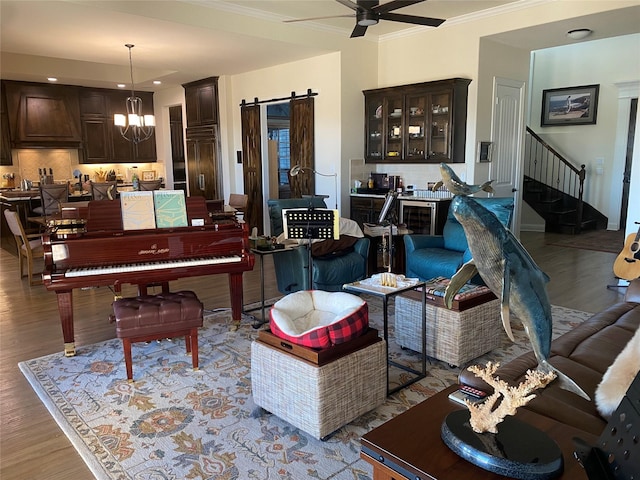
[441,410,563,479]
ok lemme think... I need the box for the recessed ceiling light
[567,28,592,40]
[47,77,58,82]
[117,83,126,88]
[153,80,161,85]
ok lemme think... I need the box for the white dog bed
[269,290,368,349]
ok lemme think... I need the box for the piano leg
[56,290,76,357]
[228,272,244,330]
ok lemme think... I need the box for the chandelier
[113,44,155,144]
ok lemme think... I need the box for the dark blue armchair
[404,197,514,283]
[267,198,370,294]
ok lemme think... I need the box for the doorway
[169,105,186,193]
[267,103,291,199]
[620,97,637,231]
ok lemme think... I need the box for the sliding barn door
[289,97,315,198]
[240,104,263,232]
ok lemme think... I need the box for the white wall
[153,86,187,189]
[529,34,640,230]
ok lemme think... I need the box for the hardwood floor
[0,231,627,479]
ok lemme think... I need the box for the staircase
[523,127,608,234]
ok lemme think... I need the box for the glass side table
[343,278,426,395]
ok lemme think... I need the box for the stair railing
[525,126,586,231]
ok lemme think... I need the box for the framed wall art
[541,84,599,126]
[141,170,156,181]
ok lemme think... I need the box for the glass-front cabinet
[364,78,471,164]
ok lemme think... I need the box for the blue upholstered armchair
[267,198,370,294]
[404,197,514,283]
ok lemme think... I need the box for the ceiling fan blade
[379,12,445,27]
[283,14,354,23]
[335,0,360,12]
[374,0,424,15]
[350,24,368,37]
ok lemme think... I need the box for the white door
[490,77,525,234]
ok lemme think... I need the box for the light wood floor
[0,232,627,479]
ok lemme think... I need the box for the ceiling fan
[284,0,445,38]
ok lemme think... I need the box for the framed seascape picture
[541,84,599,126]
[141,170,156,181]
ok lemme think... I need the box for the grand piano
[42,196,255,356]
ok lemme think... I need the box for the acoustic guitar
[613,224,640,280]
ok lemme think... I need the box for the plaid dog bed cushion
[269,291,369,349]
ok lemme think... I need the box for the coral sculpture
[465,362,556,434]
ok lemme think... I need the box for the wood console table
[360,385,595,480]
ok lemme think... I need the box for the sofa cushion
[269,290,368,349]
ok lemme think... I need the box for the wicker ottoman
[112,291,204,381]
[395,286,503,367]
[251,338,386,440]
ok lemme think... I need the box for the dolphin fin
[480,180,494,194]
[540,360,591,400]
[445,261,478,309]
[432,181,443,192]
[501,262,515,342]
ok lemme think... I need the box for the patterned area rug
[20,303,591,480]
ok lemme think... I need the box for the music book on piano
[153,190,188,228]
[120,191,157,230]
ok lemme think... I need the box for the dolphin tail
[481,180,494,194]
[432,180,443,192]
[540,359,591,400]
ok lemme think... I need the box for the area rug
[547,228,625,254]
[20,303,591,480]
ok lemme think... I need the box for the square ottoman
[251,338,386,440]
[395,279,503,367]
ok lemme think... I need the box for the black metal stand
[283,207,338,289]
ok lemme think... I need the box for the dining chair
[138,180,162,191]
[3,209,44,285]
[228,193,248,220]
[90,181,118,200]
[32,182,69,218]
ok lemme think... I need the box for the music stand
[378,191,398,273]
[282,207,339,289]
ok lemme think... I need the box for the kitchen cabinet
[1,87,11,165]
[3,80,82,147]
[186,126,221,200]
[363,78,471,164]
[350,196,387,228]
[184,77,218,127]
[79,87,157,163]
[183,77,221,200]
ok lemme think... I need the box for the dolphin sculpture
[432,163,494,196]
[445,195,590,400]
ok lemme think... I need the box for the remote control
[459,384,487,399]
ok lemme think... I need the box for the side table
[343,278,426,395]
[360,385,594,480]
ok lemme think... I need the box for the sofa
[267,198,370,294]
[404,197,514,284]
[459,280,640,436]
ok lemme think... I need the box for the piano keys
[42,197,255,356]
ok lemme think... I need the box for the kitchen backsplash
[0,149,164,187]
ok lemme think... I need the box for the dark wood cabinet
[350,196,386,228]
[79,87,156,163]
[183,77,221,200]
[1,87,12,165]
[363,78,471,164]
[3,80,82,147]
[186,127,220,200]
[184,77,218,127]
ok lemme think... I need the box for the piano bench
[112,291,204,382]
